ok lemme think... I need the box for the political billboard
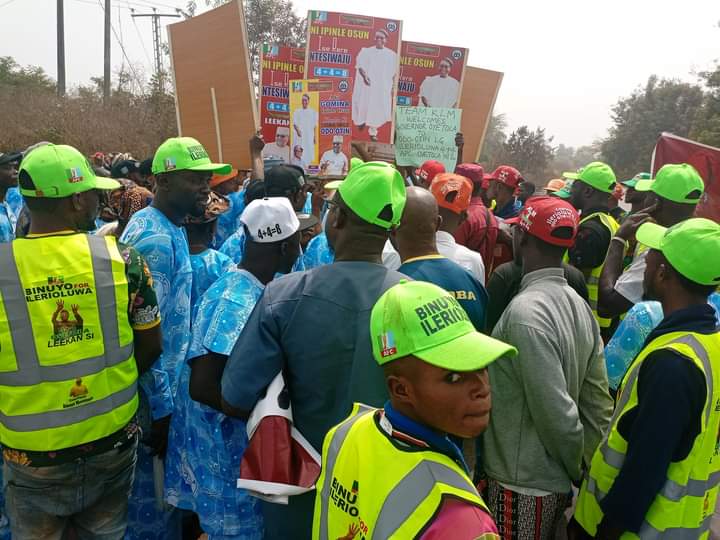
[305,10,402,144]
[259,44,306,164]
[289,79,351,175]
[397,41,467,108]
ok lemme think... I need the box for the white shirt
[614,247,648,305]
[320,150,348,175]
[352,46,398,128]
[292,107,319,161]
[419,74,460,108]
[290,154,309,170]
[382,240,401,270]
[261,142,290,163]
[435,230,486,284]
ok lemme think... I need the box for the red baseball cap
[506,196,579,247]
[454,163,487,189]
[416,160,445,185]
[488,165,523,189]
[430,173,473,215]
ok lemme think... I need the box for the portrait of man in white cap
[320,135,348,176]
[290,144,309,171]
[292,93,318,162]
[419,57,461,108]
[262,126,292,163]
[352,28,399,141]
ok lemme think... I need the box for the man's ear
[386,374,412,405]
[332,206,347,230]
[70,192,83,212]
[435,215,442,232]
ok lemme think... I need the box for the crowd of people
[0,131,718,540]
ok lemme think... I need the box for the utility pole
[57,0,65,97]
[103,0,111,104]
[131,8,181,92]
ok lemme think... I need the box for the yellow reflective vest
[313,404,490,539]
[565,211,620,329]
[0,233,138,451]
[575,330,720,538]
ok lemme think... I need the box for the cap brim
[324,180,343,190]
[562,172,580,180]
[555,189,572,199]
[0,152,22,166]
[414,330,517,372]
[504,217,521,225]
[91,176,122,191]
[621,179,638,188]
[297,213,319,231]
[634,179,654,192]
[636,222,667,250]
[187,162,233,175]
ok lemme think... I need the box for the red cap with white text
[506,196,579,247]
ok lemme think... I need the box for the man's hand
[249,131,265,153]
[455,132,465,148]
[56,300,64,311]
[615,204,657,241]
[71,304,79,315]
[147,414,171,458]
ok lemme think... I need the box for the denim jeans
[4,437,138,540]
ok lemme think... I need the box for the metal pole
[152,9,162,91]
[57,0,65,97]
[103,0,111,104]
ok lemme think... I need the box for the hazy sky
[3,0,719,147]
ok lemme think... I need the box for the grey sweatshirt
[483,267,613,494]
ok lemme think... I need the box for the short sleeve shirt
[189,248,233,316]
[302,232,334,269]
[212,190,246,249]
[0,201,16,244]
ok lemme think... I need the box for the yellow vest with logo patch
[0,233,138,451]
[313,404,491,540]
[575,331,720,538]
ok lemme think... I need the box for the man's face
[294,146,303,158]
[167,170,211,218]
[0,161,19,189]
[324,197,341,251]
[642,249,665,301]
[569,180,584,210]
[486,181,499,201]
[511,225,523,265]
[60,310,69,322]
[375,33,386,48]
[302,96,309,109]
[626,186,648,207]
[280,231,302,274]
[276,132,289,148]
[332,142,341,154]
[401,358,493,438]
[439,62,450,77]
[77,189,101,231]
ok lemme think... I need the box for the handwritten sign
[394,107,461,173]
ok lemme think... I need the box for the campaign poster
[397,41,467,108]
[289,79,352,175]
[259,44,306,164]
[306,10,402,144]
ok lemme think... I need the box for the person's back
[400,256,487,331]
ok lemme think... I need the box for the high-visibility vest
[575,331,720,538]
[313,404,490,540]
[0,233,138,451]
[565,211,620,329]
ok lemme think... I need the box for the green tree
[0,56,55,92]
[502,125,555,183]
[601,75,704,179]
[690,63,720,148]
[479,114,508,169]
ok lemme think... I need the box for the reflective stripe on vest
[315,405,486,540]
[0,235,133,386]
[0,234,137,450]
[576,332,720,538]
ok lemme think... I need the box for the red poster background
[305,10,402,144]
[259,45,305,142]
[652,132,720,223]
[397,41,467,107]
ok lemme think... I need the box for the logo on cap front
[66,167,83,184]
[187,145,209,161]
[379,331,397,358]
[164,157,177,171]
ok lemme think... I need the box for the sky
[3,0,719,147]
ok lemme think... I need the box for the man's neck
[240,259,277,285]
[522,256,563,276]
[661,290,708,319]
[0,185,8,202]
[152,197,183,226]
[399,238,438,263]
[656,209,695,228]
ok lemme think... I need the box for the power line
[96,0,144,94]
[131,11,154,67]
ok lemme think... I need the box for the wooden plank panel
[458,66,503,162]
[168,1,257,169]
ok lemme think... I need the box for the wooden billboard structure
[459,66,504,163]
[167,0,257,169]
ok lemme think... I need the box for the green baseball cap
[350,157,364,169]
[337,161,406,229]
[637,218,720,286]
[635,163,704,204]
[371,280,517,369]
[152,137,232,176]
[18,144,120,198]
[554,180,573,199]
[562,161,616,194]
[621,172,650,189]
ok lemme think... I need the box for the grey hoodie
[482,267,613,494]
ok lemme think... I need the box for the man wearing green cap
[565,161,621,339]
[571,218,720,540]
[0,144,162,538]
[598,163,703,322]
[119,136,230,538]
[622,172,651,217]
[313,280,516,539]
[220,161,407,540]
